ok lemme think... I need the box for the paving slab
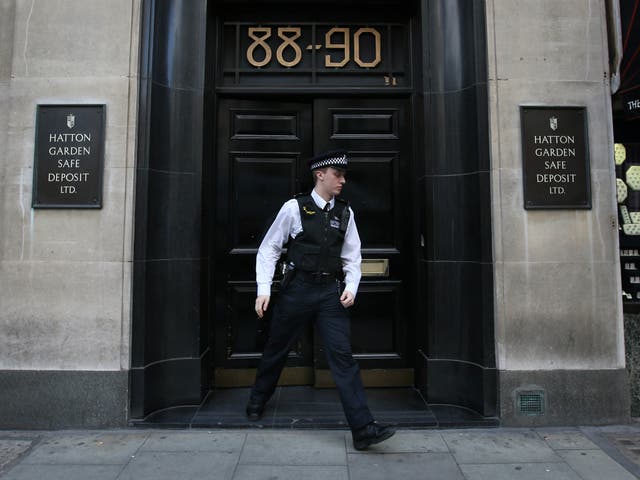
[442,430,562,464]
[604,433,640,465]
[21,432,148,465]
[459,462,582,480]
[557,449,638,480]
[347,452,464,480]
[140,431,246,452]
[1,464,122,480]
[239,431,346,465]
[345,431,449,454]
[579,426,640,477]
[0,439,34,475]
[233,465,349,480]
[117,451,238,480]
[536,430,599,450]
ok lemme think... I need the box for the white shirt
[256,189,362,297]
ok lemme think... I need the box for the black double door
[213,97,415,387]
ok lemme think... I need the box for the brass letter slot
[361,258,389,277]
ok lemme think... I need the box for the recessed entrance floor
[131,387,499,429]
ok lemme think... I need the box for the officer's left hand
[340,290,355,308]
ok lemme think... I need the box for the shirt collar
[311,189,334,211]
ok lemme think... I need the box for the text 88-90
[246,26,382,69]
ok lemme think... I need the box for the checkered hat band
[310,155,347,170]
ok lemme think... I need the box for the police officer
[246,150,395,450]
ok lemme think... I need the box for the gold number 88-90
[247,26,382,69]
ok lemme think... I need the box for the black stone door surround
[131,0,496,421]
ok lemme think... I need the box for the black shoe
[245,399,265,421]
[352,422,396,451]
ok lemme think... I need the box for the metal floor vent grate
[517,390,545,416]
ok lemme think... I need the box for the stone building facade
[0,0,629,428]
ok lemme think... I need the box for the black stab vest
[286,194,349,274]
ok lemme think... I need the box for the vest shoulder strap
[295,194,317,218]
[337,199,350,233]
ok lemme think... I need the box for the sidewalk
[1,425,640,479]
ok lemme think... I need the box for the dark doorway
[131,0,497,426]
[213,97,415,388]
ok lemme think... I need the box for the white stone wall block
[0,259,124,370]
[121,167,135,264]
[492,260,507,369]
[12,0,133,78]
[6,125,35,169]
[119,259,132,370]
[0,165,33,262]
[1,166,127,263]
[485,0,497,81]
[8,77,130,129]
[126,123,137,170]
[0,84,11,199]
[490,166,505,262]
[497,169,617,264]
[0,0,16,83]
[494,167,526,259]
[492,0,607,82]
[487,78,502,168]
[501,260,622,370]
[104,125,128,169]
[128,0,142,77]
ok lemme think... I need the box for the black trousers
[251,273,374,430]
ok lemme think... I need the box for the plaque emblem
[549,116,558,131]
[66,114,75,129]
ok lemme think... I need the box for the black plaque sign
[521,106,591,209]
[32,104,105,208]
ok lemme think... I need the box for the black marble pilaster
[416,0,496,416]
[131,0,210,420]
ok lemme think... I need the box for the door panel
[230,152,298,251]
[313,98,412,382]
[214,99,313,382]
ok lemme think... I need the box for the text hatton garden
[533,134,577,195]
[47,133,92,194]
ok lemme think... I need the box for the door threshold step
[131,386,499,429]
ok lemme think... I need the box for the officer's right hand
[255,295,270,318]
